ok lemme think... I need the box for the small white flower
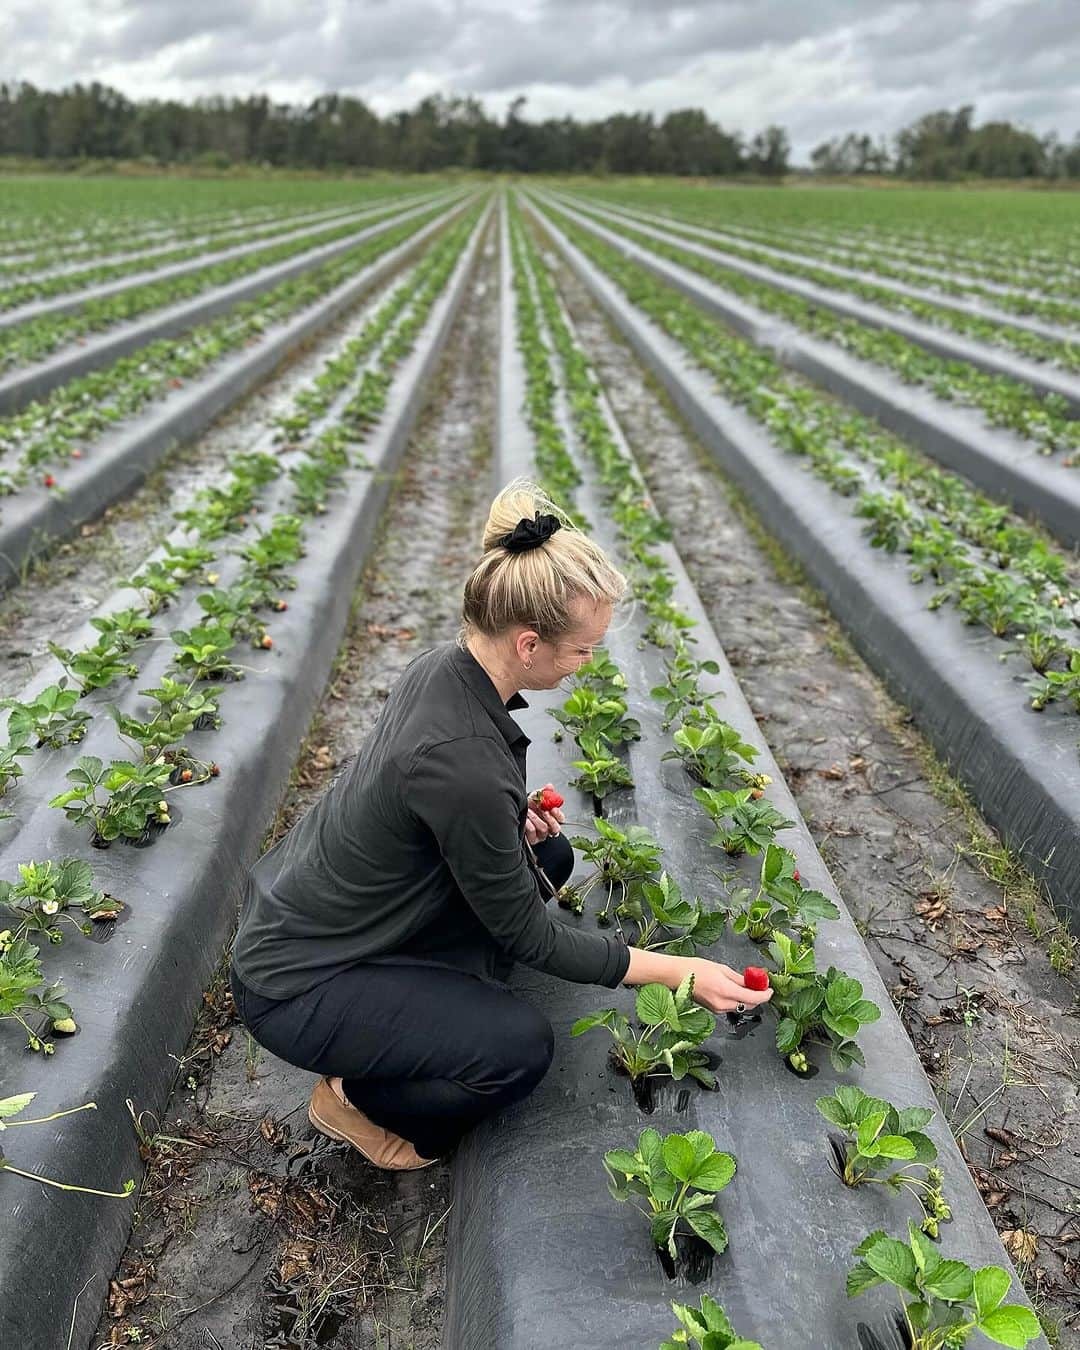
[41,900,59,916]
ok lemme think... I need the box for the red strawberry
[743,966,770,992]
[793,869,801,882]
[534,787,564,812]
[179,769,193,783]
[209,763,221,777]
[70,449,83,459]
[43,474,56,488]
[259,634,273,649]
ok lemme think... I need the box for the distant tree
[747,124,790,177]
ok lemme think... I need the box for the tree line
[1,84,1075,180]
[0,83,790,176]
[812,105,1080,180]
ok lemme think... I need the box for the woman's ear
[513,628,540,664]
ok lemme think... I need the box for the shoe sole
[308,1099,437,1171]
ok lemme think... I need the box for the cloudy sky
[2,0,1077,163]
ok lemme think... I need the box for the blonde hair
[462,480,626,642]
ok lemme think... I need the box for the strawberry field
[0,177,1076,1350]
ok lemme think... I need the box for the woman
[230,481,772,1171]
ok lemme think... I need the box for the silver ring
[734,1002,747,1014]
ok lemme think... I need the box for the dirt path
[92,234,497,1350]
[543,244,1080,1349]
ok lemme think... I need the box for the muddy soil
[545,246,1080,1347]
[0,271,405,702]
[91,238,497,1350]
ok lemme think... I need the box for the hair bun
[497,511,563,554]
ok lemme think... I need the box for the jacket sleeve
[408,736,630,987]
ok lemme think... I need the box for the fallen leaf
[818,763,846,781]
[1001,1229,1039,1263]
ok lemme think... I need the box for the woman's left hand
[525,784,565,844]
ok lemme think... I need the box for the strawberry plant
[0,1094,134,1197]
[564,818,662,921]
[130,559,183,614]
[0,859,120,943]
[721,844,839,944]
[573,975,718,1100]
[1029,648,1080,712]
[49,754,173,846]
[767,931,880,1074]
[0,935,74,1053]
[660,1294,764,1350]
[573,649,629,700]
[109,682,221,764]
[650,646,720,729]
[570,752,634,805]
[817,1085,951,1237]
[2,681,92,748]
[615,871,726,954]
[46,636,139,694]
[551,685,641,752]
[664,709,759,789]
[693,787,795,856]
[169,621,241,681]
[604,1126,735,1261]
[847,1221,1042,1348]
[0,733,32,810]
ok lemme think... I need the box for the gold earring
[523,658,533,670]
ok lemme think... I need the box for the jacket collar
[448,641,531,750]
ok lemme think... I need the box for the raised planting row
[443,195,1046,1350]
[0,177,423,258]
[531,193,1080,551]
[0,200,400,311]
[0,192,454,363]
[578,189,1080,317]
[0,199,493,1348]
[519,195,1080,930]
[550,192,1080,411]
[0,198,474,586]
[571,185,1080,283]
[0,190,463,417]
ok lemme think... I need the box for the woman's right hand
[684,957,774,1014]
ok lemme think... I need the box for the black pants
[230,833,573,1159]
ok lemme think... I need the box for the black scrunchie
[497,511,563,554]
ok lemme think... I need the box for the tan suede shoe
[307,1076,437,1171]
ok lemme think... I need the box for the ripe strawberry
[70,448,83,459]
[209,763,221,777]
[533,787,564,812]
[179,769,193,783]
[274,599,288,612]
[43,474,56,488]
[792,869,801,882]
[743,966,770,992]
[259,634,273,650]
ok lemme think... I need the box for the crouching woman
[229,481,771,1170]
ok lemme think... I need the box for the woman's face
[523,597,613,689]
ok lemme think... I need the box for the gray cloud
[0,0,1076,162]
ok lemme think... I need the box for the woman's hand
[524,783,565,845]
[622,949,773,1015]
[684,958,773,1014]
